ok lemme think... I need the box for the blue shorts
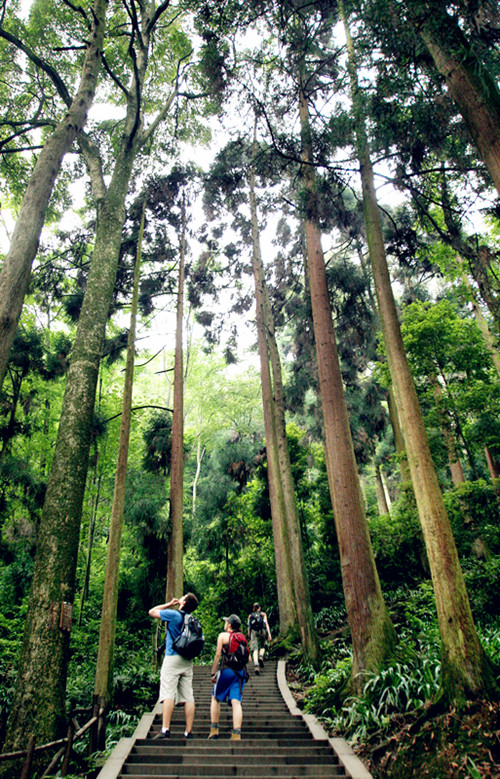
[213,668,246,703]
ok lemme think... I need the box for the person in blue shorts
[208,614,247,741]
[149,592,199,741]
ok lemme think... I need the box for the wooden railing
[0,709,103,778]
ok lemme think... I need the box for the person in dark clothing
[247,602,271,674]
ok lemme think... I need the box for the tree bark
[298,71,396,683]
[341,0,496,703]
[0,0,107,390]
[166,195,186,601]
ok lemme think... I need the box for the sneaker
[153,729,170,740]
[258,657,264,668]
[254,665,260,675]
[183,732,193,741]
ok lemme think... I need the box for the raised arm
[149,598,180,619]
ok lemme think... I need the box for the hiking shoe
[258,657,264,668]
[207,732,219,740]
[230,732,241,740]
[153,730,170,739]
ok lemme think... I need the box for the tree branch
[0,28,72,107]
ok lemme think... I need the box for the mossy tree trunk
[298,73,396,684]
[4,5,178,749]
[0,0,107,391]
[341,0,497,704]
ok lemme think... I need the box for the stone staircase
[98,661,372,778]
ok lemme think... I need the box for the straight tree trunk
[374,463,390,516]
[4,5,178,749]
[0,0,107,391]
[166,195,186,600]
[249,136,317,654]
[430,376,465,487]
[298,72,396,683]
[341,0,496,703]
[91,199,144,751]
[387,386,411,482]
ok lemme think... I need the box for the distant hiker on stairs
[248,602,271,675]
[149,593,199,741]
[208,614,250,741]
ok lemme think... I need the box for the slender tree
[166,192,186,600]
[249,131,314,644]
[91,199,145,752]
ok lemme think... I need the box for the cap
[222,614,242,630]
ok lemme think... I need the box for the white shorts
[159,653,194,704]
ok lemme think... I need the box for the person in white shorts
[149,592,199,740]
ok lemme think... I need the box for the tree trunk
[387,386,411,482]
[249,135,317,653]
[0,0,107,391]
[430,376,465,487]
[298,71,396,683]
[192,439,205,519]
[374,463,390,516]
[166,195,186,601]
[407,0,500,197]
[92,199,144,750]
[4,9,177,748]
[341,0,496,704]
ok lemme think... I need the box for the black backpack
[223,631,250,671]
[249,612,265,632]
[172,612,205,660]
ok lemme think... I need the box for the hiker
[148,592,199,740]
[248,602,271,674]
[208,614,249,741]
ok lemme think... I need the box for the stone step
[119,765,346,777]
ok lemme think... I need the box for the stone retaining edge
[276,660,373,779]
[95,703,161,779]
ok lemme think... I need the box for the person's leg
[163,698,175,728]
[184,700,195,736]
[208,696,220,739]
[250,632,260,673]
[230,699,243,740]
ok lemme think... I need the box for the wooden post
[61,721,74,776]
[20,735,35,779]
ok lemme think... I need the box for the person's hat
[223,614,241,630]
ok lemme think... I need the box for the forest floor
[285,666,500,778]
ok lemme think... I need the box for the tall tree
[340,0,498,703]
[249,132,319,659]
[166,190,186,600]
[3,1,195,750]
[91,198,145,751]
[0,0,107,390]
